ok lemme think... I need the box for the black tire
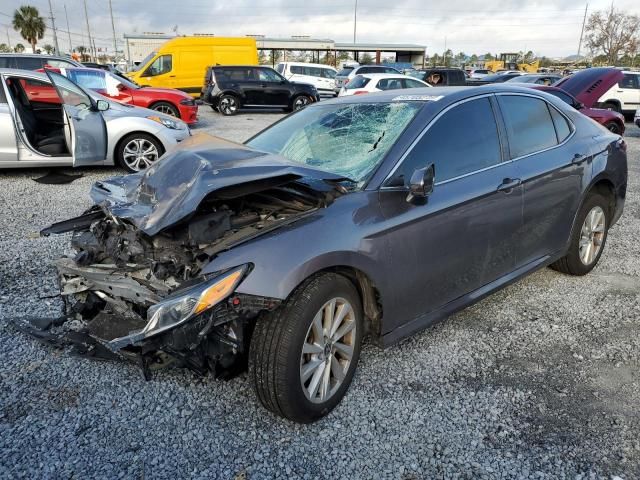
[249,273,363,423]
[149,101,180,118]
[287,94,313,113]
[604,121,622,135]
[603,102,621,114]
[218,94,239,116]
[550,193,610,276]
[115,133,164,173]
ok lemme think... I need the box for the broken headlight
[141,265,247,338]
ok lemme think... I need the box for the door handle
[169,75,176,78]
[616,90,624,92]
[497,178,521,192]
[260,83,268,87]
[571,153,588,165]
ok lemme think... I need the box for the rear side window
[403,78,426,88]
[546,90,574,106]
[321,68,336,79]
[290,65,303,75]
[498,95,558,158]
[394,97,502,184]
[549,107,572,142]
[276,63,284,74]
[219,67,255,81]
[383,67,399,74]
[345,75,369,89]
[15,57,44,70]
[337,68,353,76]
[377,78,404,90]
[0,57,15,68]
[619,74,639,89]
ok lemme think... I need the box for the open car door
[44,69,107,166]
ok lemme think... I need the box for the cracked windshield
[246,102,423,182]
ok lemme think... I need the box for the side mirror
[116,83,126,91]
[575,102,585,110]
[406,164,435,203]
[96,99,110,111]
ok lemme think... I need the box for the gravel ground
[0,108,639,479]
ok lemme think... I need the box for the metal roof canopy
[334,42,426,53]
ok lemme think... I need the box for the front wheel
[604,121,622,135]
[291,95,313,112]
[116,133,164,173]
[150,101,180,118]
[249,273,363,423]
[550,193,610,275]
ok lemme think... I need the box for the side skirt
[380,251,565,348]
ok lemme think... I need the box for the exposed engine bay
[12,141,353,381]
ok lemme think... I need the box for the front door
[45,70,107,167]
[257,68,291,106]
[379,96,523,330]
[617,73,640,112]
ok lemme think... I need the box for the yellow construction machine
[485,53,539,73]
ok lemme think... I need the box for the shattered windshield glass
[246,102,423,183]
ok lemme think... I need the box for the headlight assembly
[147,115,181,130]
[141,265,248,338]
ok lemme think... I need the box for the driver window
[390,97,501,186]
[144,55,172,77]
[257,68,283,82]
[47,72,92,109]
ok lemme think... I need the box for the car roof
[0,68,48,79]
[359,73,416,79]
[280,62,336,68]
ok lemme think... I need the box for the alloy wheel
[293,96,310,111]
[152,104,177,117]
[300,297,356,404]
[579,205,606,265]
[122,138,159,171]
[219,97,238,115]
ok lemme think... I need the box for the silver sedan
[0,68,190,172]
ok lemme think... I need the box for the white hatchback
[338,74,431,96]
[276,62,338,97]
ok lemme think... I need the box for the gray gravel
[0,108,639,479]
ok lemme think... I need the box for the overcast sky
[0,0,638,58]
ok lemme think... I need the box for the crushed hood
[553,68,624,108]
[90,134,348,236]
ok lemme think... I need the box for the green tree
[443,49,453,66]
[43,43,54,54]
[12,5,46,54]
[470,54,478,64]
[76,45,88,62]
[523,50,536,63]
[431,53,440,66]
[455,51,466,66]
[586,6,639,65]
[14,43,25,53]
[258,50,267,65]
[483,52,494,61]
[360,53,374,65]
[0,43,11,53]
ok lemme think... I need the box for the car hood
[89,90,184,123]
[90,133,349,236]
[553,68,624,108]
[136,86,192,99]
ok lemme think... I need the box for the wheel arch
[148,100,180,116]
[113,130,165,166]
[567,175,617,249]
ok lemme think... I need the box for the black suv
[410,67,467,86]
[200,65,320,115]
[0,53,82,70]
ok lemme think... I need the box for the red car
[527,68,625,135]
[36,67,198,125]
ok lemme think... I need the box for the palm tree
[43,43,54,54]
[14,43,25,53]
[0,43,11,53]
[12,6,46,54]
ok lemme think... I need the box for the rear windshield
[337,67,354,76]
[345,75,370,89]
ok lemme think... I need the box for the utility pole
[577,3,588,59]
[64,4,72,54]
[47,0,60,54]
[83,0,95,61]
[108,0,117,60]
[6,28,11,50]
[353,0,358,44]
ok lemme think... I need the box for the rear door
[498,93,588,265]
[616,73,640,112]
[45,70,107,166]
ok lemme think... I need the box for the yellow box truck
[126,37,259,97]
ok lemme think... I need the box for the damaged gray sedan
[32,87,626,423]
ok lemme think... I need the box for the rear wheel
[289,94,313,112]
[116,133,164,173]
[150,101,180,118]
[218,94,239,116]
[249,273,363,423]
[550,193,610,276]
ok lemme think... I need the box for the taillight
[353,90,368,95]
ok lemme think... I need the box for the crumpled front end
[25,157,345,378]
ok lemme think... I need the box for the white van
[276,62,338,97]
